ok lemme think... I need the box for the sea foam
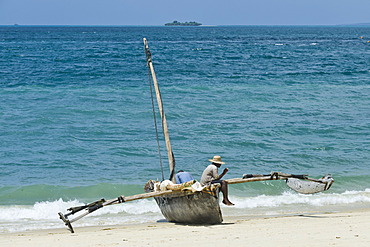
[1,189,369,232]
[228,188,370,209]
[0,198,161,232]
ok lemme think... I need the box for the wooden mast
[144,38,176,182]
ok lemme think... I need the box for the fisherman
[175,170,194,184]
[200,155,234,206]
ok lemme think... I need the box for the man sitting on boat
[200,155,234,206]
[175,170,194,184]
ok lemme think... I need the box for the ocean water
[1,26,370,232]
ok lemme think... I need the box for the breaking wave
[1,189,369,233]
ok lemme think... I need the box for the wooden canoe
[154,190,223,224]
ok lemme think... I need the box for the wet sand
[1,209,369,247]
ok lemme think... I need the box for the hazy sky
[1,0,369,26]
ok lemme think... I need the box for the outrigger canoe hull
[154,191,223,224]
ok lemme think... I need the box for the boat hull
[154,191,223,224]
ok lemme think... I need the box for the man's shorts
[211,180,223,184]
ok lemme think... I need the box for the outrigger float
[58,39,334,233]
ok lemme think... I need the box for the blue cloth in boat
[175,171,194,184]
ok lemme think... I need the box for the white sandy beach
[1,209,369,247]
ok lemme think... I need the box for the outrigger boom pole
[58,172,333,233]
[58,190,174,233]
[227,172,322,184]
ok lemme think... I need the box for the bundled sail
[144,38,176,182]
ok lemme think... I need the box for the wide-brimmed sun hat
[208,155,225,164]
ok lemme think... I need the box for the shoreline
[1,208,369,247]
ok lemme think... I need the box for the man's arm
[218,168,229,180]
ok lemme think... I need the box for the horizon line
[2,23,370,27]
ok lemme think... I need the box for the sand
[1,209,369,247]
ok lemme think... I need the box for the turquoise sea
[1,26,370,232]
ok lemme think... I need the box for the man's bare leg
[220,180,234,206]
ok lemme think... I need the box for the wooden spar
[109,190,174,204]
[142,39,223,225]
[58,190,175,232]
[226,172,300,185]
[226,176,281,184]
[226,172,332,185]
[144,38,176,183]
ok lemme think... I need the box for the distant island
[165,21,202,26]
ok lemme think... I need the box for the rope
[147,65,165,181]
[117,196,125,203]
